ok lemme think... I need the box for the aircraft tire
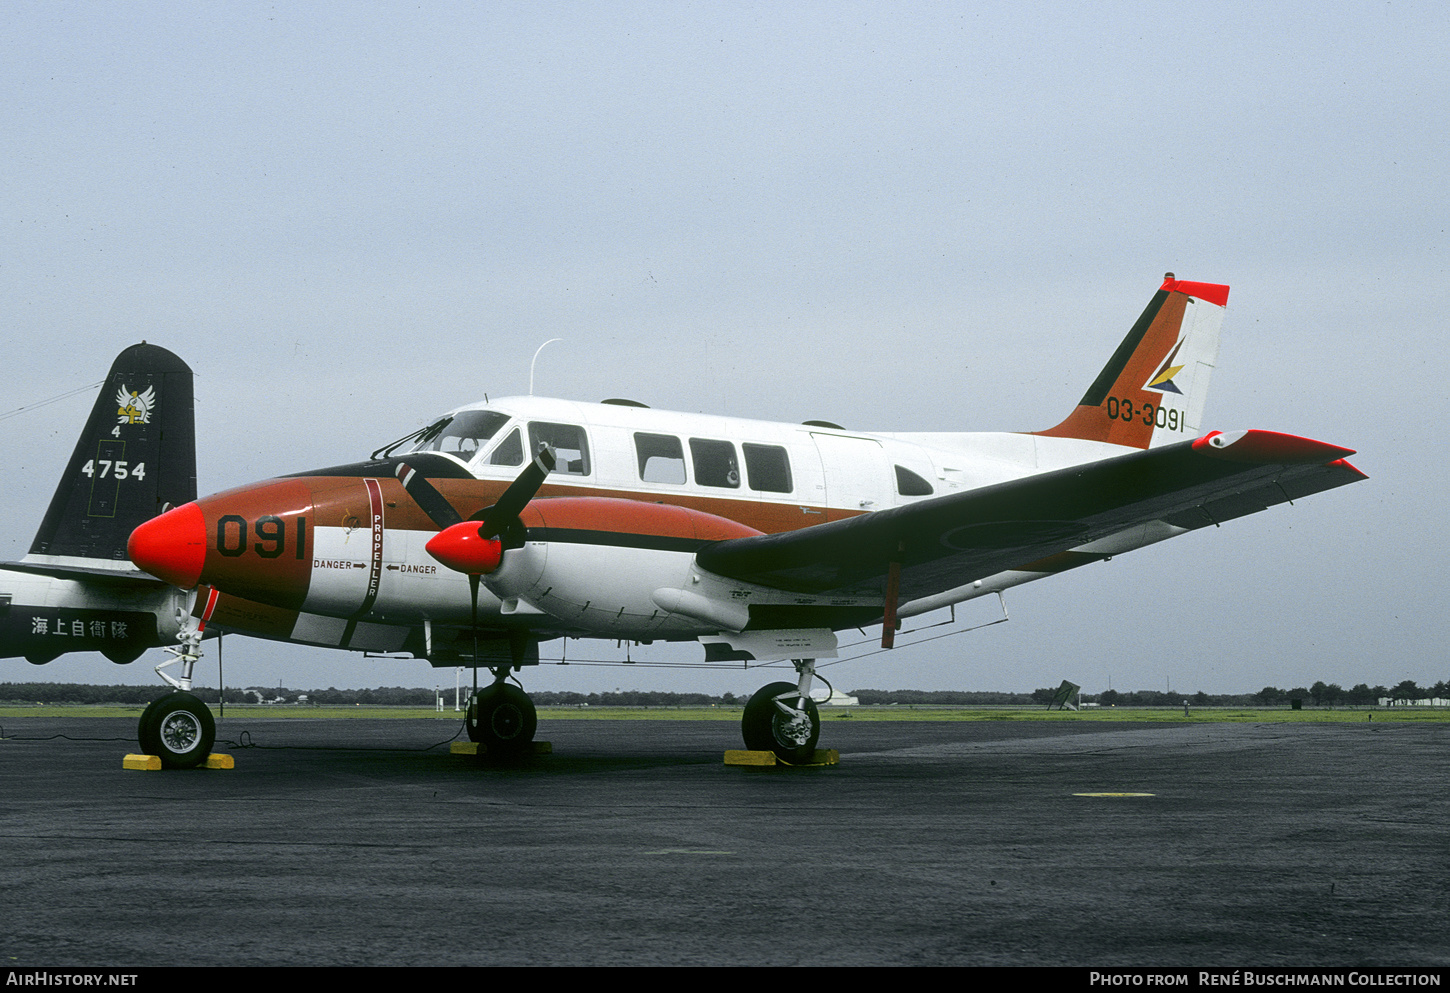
[138,692,216,770]
[467,683,537,757]
[742,681,820,764]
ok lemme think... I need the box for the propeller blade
[394,462,464,529]
[477,443,555,538]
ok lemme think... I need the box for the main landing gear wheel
[466,682,537,757]
[742,681,821,764]
[138,692,216,769]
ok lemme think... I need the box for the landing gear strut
[139,612,216,768]
[742,659,825,763]
[466,669,537,757]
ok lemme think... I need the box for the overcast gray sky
[2,1,1444,697]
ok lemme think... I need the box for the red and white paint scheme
[5,276,1367,765]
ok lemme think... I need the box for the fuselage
[0,564,185,664]
[127,395,1142,660]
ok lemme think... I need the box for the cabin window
[635,433,687,484]
[895,465,934,496]
[689,438,740,489]
[529,422,591,475]
[486,428,524,466]
[743,443,793,493]
[408,410,510,457]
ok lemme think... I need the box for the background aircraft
[1,343,196,666]
[3,277,1365,767]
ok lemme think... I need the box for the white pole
[529,338,563,396]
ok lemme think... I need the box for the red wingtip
[1192,430,1356,464]
[127,502,207,589]
[1161,277,1230,307]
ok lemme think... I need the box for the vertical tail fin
[25,343,196,565]
[1034,274,1228,449]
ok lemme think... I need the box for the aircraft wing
[1,561,171,587]
[695,430,1366,603]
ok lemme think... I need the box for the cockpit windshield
[372,410,511,460]
[409,410,511,457]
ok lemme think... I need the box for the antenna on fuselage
[529,338,563,396]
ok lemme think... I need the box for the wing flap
[696,431,1364,601]
[1161,458,1366,531]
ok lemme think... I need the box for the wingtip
[1192,430,1356,464]
[1327,457,1369,481]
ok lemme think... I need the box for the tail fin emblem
[1144,340,1185,395]
[115,385,156,424]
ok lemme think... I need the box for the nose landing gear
[139,616,216,769]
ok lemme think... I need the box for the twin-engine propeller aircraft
[4,275,1366,767]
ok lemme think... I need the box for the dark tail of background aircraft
[28,342,197,563]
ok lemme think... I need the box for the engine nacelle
[484,497,761,639]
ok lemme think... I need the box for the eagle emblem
[115,384,156,425]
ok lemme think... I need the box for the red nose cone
[425,523,503,575]
[128,502,207,588]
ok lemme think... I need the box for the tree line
[1079,679,1447,707]
[0,682,735,707]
